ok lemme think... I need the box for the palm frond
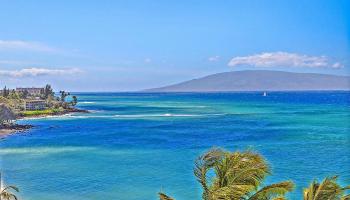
[0,185,19,200]
[213,150,270,190]
[0,191,18,200]
[194,147,224,198]
[271,197,287,200]
[341,194,350,200]
[210,184,256,200]
[2,186,19,193]
[304,176,350,200]
[248,181,294,200]
[159,192,175,200]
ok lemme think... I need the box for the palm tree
[194,148,294,200]
[159,192,175,200]
[59,91,70,103]
[71,96,78,106]
[0,185,19,200]
[303,176,350,200]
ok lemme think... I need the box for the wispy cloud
[0,60,27,65]
[208,56,220,62]
[0,67,82,78]
[331,62,343,69]
[228,52,343,69]
[0,40,57,52]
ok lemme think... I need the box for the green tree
[43,84,54,100]
[0,185,19,200]
[20,90,29,99]
[59,91,70,102]
[303,176,350,200]
[194,148,294,200]
[2,86,9,98]
[71,96,78,106]
[8,90,20,100]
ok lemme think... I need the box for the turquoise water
[1,92,349,199]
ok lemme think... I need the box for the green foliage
[22,108,63,117]
[19,90,29,99]
[8,90,20,100]
[43,84,54,100]
[0,96,24,112]
[160,148,350,200]
[303,176,350,200]
[0,84,79,113]
[72,96,78,106]
[59,90,70,102]
[58,91,78,108]
[194,148,294,200]
[248,182,294,200]
[2,86,10,98]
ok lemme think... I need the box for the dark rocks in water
[0,124,33,131]
[67,108,90,113]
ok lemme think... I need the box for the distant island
[146,70,350,92]
[0,85,87,137]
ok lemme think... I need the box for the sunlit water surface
[1,92,349,199]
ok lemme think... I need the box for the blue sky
[0,0,349,91]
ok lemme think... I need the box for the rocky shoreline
[0,108,89,138]
[0,124,34,138]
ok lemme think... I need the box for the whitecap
[79,101,96,104]
[113,113,203,118]
[0,146,97,155]
[18,114,73,121]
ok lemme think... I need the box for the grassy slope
[21,108,64,117]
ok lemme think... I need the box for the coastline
[0,108,89,138]
[16,107,90,120]
[0,124,34,138]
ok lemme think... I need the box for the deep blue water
[1,92,349,199]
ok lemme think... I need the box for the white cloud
[228,52,342,69]
[0,40,57,52]
[208,56,220,62]
[144,58,152,63]
[331,62,344,69]
[0,67,82,78]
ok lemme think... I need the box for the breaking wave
[0,146,97,155]
[79,101,96,104]
[113,113,224,118]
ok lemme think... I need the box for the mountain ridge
[145,70,350,92]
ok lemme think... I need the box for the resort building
[16,87,44,96]
[25,100,46,111]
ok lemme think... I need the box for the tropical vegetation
[159,148,349,200]
[0,185,19,200]
[0,84,78,124]
[303,176,350,200]
[21,108,64,117]
[195,148,293,200]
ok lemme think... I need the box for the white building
[16,87,43,96]
[25,100,46,110]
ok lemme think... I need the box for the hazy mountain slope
[145,70,349,92]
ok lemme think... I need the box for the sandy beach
[0,128,16,138]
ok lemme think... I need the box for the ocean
[1,92,349,200]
